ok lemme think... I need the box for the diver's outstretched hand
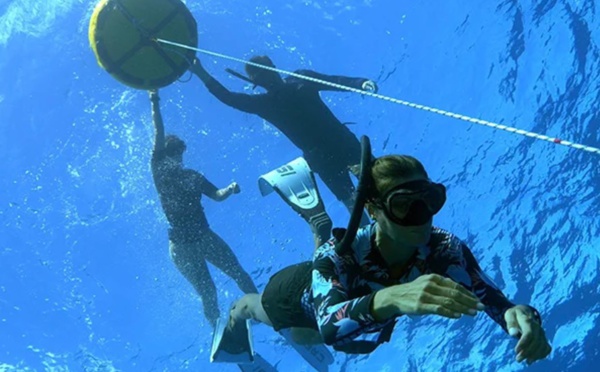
[148,89,159,102]
[376,274,484,319]
[505,305,551,365]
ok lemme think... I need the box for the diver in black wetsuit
[190,55,377,225]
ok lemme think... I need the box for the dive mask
[376,180,446,226]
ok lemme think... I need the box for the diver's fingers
[429,284,483,313]
[418,299,463,319]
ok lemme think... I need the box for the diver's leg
[308,210,333,248]
[341,191,371,226]
[212,293,270,360]
[169,240,220,327]
[318,164,371,226]
[229,293,273,327]
[203,229,258,294]
[227,261,313,331]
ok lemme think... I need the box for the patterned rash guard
[311,223,523,349]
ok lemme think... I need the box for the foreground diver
[190,55,377,225]
[149,90,258,327]
[212,137,551,365]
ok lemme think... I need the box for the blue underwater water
[0,0,599,371]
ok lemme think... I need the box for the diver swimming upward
[148,90,258,328]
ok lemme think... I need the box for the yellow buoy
[89,0,198,90]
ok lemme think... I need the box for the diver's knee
[230,294,260,320]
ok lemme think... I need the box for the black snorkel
[225,68,257,89]
[331,135,397,354]
[336,135,373,253]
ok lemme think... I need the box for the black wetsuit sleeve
[459,242,518,332]
[194,68,266,114]
[311,242,392,347]
[183,170,219,197]
[295,69,370,92]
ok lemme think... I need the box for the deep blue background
[1,0,598,371]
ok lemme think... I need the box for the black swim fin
[236,353,278,372]
[210,318,254,364]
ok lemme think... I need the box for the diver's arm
[459,241,542,331]
[312,242,393,347]
[190,58,263,114]
[460,241,551,363]
[209,182,240,202]
[186,170,239,201]
[199,175,240,202]
[296,69,378,93]
[150,90,165,157]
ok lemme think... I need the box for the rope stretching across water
[155,38,600,156]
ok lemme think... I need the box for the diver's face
[172,153,183,164]
[378,213,432,246]
[165,140,186,164]
[372,174,433,246]
[166,149,184,164]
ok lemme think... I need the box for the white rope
[156,38,600,156]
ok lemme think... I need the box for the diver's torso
[257,84,359,157]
